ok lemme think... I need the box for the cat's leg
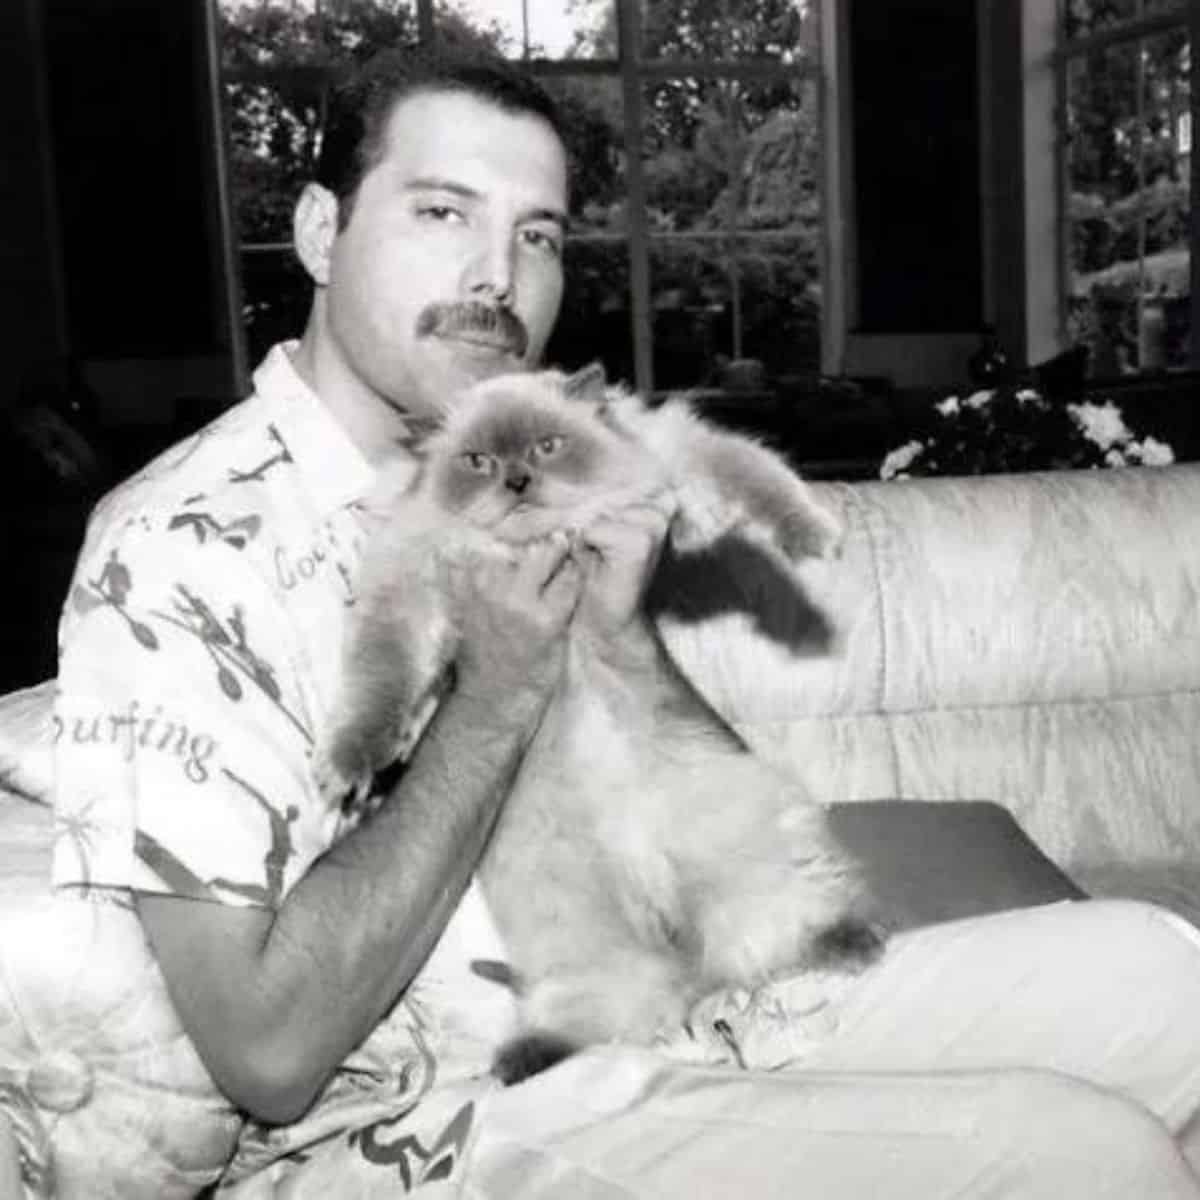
[313,564,456,806]
[688,430,843,562]
[690,803,884,989]
[493,949,696,1085]
[613,396,842,561]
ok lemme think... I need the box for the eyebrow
[404,176,569,232]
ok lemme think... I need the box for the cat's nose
[505,469,532,495]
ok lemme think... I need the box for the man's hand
[450,530,582,714]
[573,490,677,642]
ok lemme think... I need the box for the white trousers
[227,899,1200,1199]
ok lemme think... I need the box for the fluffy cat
[315,365,882,1083]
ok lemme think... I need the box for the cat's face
[422,373,660,540]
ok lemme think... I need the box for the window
[1059,0,1197,376]
[217,0,821,394]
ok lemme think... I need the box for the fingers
[579,491,678,563]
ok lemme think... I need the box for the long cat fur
[315,365,882,1082]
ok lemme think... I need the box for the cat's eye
[461,451,495,474]
[534,435,566,458]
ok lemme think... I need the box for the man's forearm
[140,689,537,1123]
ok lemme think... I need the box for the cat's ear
[562,361,608,406]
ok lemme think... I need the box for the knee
[992,1070,1192,1191]
[1082,899,1200,984]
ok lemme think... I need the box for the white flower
[1014,388,1041,406]
[1134,436,1175,466]
[964,389,994,410]
[1068,401,1132,450]
[881,440,925,480]
[935,395,961,417]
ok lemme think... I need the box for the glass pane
[439,0,614,59]
[1066,30,1191,375]
[1064,0,1186,43]
[650,238,730,389]
[649,236,819,390]
[641,0,817,63]
[643,75,818,234]
[541,76,626,228]
[219,0,326,70]
[546,241,635,384]
[220,0,417,69]
[643,72,820,388]
[731,235,820,378]
[239,248,313,366]
[223,78,325,244]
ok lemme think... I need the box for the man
[51,44,1200,1196]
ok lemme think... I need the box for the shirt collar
[252,341,379,516]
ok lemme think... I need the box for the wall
[0,0,67,411]
[37,0,244,426]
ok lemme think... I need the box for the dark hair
[316,43,570,228]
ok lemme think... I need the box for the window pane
[220,0,417,68]
[651,238,729,389]
[650,236,818,389]
[643,75,818,233]
[1064,0,1186,43]
[541,76,626,229]
[439,0,614,59]
[220,0,326,70]
[240,248,313,366]
[540,76,633,382]
[223,78,324,243]
[1066,29,1191,375]
[641,0,817,62]
[642,73,820,388]
[731,235,820,377]
[547,241,635,383]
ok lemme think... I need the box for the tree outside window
[1062,0,1195,376]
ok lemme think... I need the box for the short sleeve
[52,509,338,909]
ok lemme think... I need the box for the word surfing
[53,701,217,784]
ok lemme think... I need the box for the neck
[291,306,416,467]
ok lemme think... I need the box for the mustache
[416,301,529,358]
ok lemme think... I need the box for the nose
[504,467,531,495]
[465,226,516,306]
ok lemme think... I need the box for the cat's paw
[808,917,887,971]
[776,502,844,563]
[492,1032,579,1086]
[311,732,374,809]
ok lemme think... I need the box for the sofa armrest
[830,800,1086,932]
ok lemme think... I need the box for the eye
[533,435,566,458]
[520,226,563,258]
[460,451,495,474]
[417,204,465,225]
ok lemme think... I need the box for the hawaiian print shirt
[51,343,521,1179]
[53,341,378,904]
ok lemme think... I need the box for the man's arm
[138,534,581,1125]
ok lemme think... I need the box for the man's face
[321,88,569,426]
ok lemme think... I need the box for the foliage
[880,386,1175,479]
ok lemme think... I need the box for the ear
[562,361,608,406]
[293,183,339,286]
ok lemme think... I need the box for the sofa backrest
[659,464,1200,908]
